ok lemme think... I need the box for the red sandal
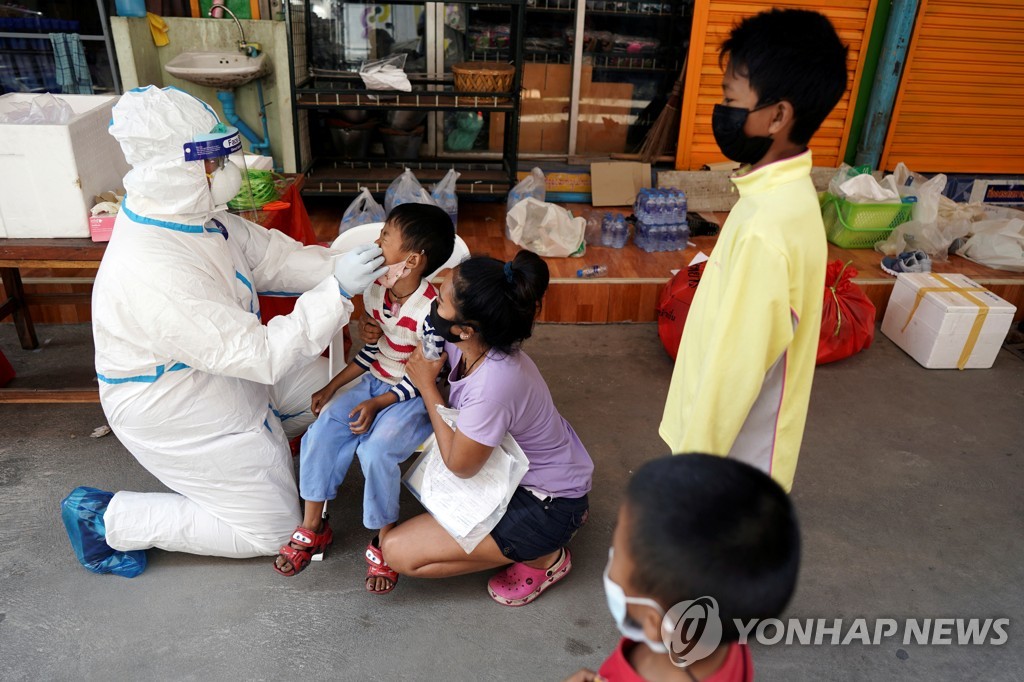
[364,537,399,594]
[273,519,334,577]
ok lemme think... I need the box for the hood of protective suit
[109,86,223,225]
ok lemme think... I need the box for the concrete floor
[0,323,1022,681]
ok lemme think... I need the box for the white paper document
[402,406,529,552]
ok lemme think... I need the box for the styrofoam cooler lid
[893,273,1017,314]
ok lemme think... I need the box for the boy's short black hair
[387,203,455,276]
[721,9,848,146]
[626,454,800,642]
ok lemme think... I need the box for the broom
[638,54,687,163]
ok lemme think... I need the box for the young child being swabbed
[274,203,454,594]
[563,455,800,682]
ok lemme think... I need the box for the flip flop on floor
[487,547,572,607]
[273,519,334,577]
[365,537,399,594]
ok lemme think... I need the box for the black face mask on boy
[429,299,465,343]
[711,102,775,165]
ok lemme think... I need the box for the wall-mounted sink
[164,51,271,89]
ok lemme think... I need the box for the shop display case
[287,0,524,198]
[489,0,692,157]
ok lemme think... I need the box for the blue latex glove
[333,243,387,298]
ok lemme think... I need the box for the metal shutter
[880,0,1024,173]
[675,0,879,170]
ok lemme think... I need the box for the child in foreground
[274,203,454,594]
[564,454,800,682]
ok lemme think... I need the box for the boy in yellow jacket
[660,9,848,492]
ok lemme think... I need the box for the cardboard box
[0,94,130,238]
[880,273,1016,369]
[491,63,571,153]
[590,161,651,207]
[577,67,633,155]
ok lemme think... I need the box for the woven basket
[451,62,515,96]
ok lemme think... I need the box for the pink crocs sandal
[487,548,572,607]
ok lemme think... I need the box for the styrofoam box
[0,94,130,238]
[881,273,1016,369]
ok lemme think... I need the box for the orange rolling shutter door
[880,0,1024,174]
[675,0,878,170]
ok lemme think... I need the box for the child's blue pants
[299,374,433,529]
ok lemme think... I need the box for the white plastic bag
[875,163,955,260]
[956,218,1024,272]
[875,219,969,262]
[338,187,385,235]
[507,167,546,213]
[0,93,74,124]
[359,53,412,92]
[430,168,460,230]
[402,407,529,553]
[829,163,899,203]
[385,168,437,215]
[506,198,585,257]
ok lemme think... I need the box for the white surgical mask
[603,548,669,653]
[209,161,242,206]
[376,259,409,288]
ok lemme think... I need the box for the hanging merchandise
[506,167,545,213]
[430,169,460,230]
[339,187,386,235]
[817,260,876,365]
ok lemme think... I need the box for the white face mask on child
[603,548,669,653]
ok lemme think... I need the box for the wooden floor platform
[3,199,1022,326]
[309,199,1024,324]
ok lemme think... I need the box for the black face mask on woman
[429,299,465,343]
[711,102,775,165]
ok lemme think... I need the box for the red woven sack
[657,260,706,360]
[817,260,876,365]
[0,349,14,388]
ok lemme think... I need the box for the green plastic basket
[820,193,913,249]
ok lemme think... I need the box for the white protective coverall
[94,86,351,557]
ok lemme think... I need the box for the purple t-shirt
[446,343,593,499]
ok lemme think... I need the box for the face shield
[183,124,258,222]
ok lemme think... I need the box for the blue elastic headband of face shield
[183,125,243,162]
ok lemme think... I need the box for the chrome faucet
[208,5,260,56]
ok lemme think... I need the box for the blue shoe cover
[60,486,147,578]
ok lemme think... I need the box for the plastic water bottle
[616,214,629,248]
[577,265,608,278]
[666,224,680,251]
[635,190,648,223]
[599,213,611,247]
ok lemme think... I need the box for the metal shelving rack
[286,0,525,198]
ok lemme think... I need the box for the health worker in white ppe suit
[60,86,386,576]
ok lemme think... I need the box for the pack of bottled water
[633,188,689,252]
[600,212,630,248]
